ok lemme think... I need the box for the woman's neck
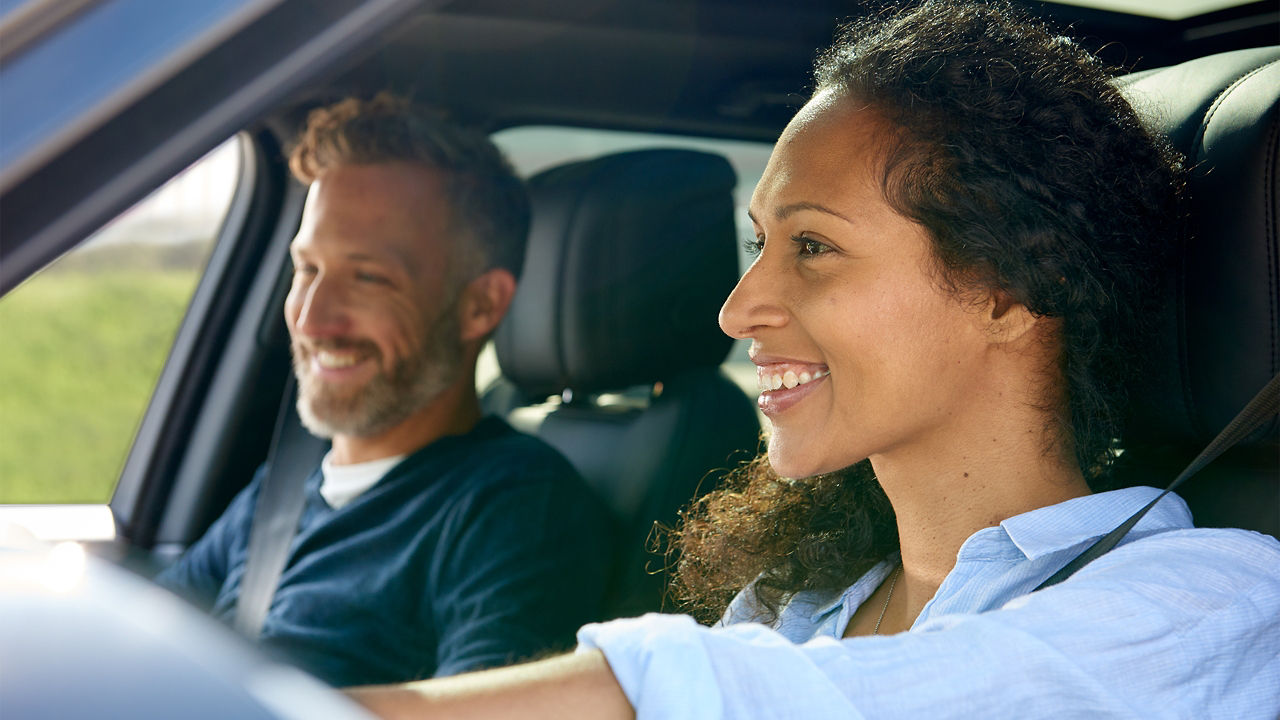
[869,397,1091,603]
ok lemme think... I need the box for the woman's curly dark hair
[671,0,1185,624]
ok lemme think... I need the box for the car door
[0,0,424,561]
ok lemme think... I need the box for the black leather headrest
[494,149,740,398]
[1119,47,1279,448]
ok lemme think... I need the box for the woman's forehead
[751,94,897,217]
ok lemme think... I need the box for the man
[157,95,613,688]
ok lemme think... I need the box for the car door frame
[0,0,429,557]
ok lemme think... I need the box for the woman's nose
[719,257,789,340]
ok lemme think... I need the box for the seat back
[489,149,761,616]
[1117,47,1279,537]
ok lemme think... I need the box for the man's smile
[296,339,383,384]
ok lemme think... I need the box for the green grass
[0,269,199,503]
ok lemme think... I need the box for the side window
[490,126,772,397]
[0,138,241,507]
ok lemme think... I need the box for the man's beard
[291,299,465,440]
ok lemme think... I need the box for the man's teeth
[316,350,360,369]
[759,368,829,392]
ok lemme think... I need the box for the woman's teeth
[758,368,829,393]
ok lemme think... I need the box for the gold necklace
[872,565,902,635]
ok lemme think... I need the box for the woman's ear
[986,290,1038,345]
[458,268,517,342]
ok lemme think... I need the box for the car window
[490,126,772,398]
[0,138,241,506]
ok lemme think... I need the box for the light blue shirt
[578,487,1280,719]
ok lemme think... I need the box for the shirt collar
[996,486,1194,561]
[811,558,898,620]
[318,451,407,509]
[811,487,1194,622]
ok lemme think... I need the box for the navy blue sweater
[157,417,613,686]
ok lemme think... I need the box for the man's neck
[328,381,483,465]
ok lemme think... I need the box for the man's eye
[743,236,765,258]
[356,271,390,285]
[293,263,317,276]
[794,235,832,257]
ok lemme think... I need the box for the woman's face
[721,90,1000,479]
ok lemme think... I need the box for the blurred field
[0,267,199,503]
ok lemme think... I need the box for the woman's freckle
[963,472,969,478]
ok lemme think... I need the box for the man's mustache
[292,337,381,356]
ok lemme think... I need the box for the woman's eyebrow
[747,202,855,225]
[775,201,854,224]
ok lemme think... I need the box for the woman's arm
[348,649,634,720]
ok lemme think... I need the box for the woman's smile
[751,353,831,415]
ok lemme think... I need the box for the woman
[353,2,1280,717]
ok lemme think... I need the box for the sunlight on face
[720,91,996,478]
[285,163,466,439]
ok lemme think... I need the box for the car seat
[486,149,762,618]
[1116,47,1279,539]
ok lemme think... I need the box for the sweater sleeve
[153,467,263,609]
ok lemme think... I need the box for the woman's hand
[347,649,635,720]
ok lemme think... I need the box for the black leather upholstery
[1117,47,1279,536]
[495,149,740,398]
[489,149,761,616]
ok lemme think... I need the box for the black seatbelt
[1035,372,1280,591]
[235,376,329,639]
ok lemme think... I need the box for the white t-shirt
[318,451,406,509]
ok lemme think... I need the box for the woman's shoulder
[1118,524,1280,565]
[1076,524,1280,607]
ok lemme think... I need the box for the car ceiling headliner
[2,0,1273,294]
[289,0,1279,142]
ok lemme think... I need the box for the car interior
[0,0,1276,698]
[1113,46,1279,538]
[487,148,762,616]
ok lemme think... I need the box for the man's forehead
[291,163,456,268]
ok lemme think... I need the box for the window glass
[0,138,240,504]
[489,126,772,397]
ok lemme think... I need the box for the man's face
[285,162,467,440]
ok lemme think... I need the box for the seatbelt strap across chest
[1035,372,1280,591]
[235,376,328,640]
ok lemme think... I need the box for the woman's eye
[794,235,832,257]
[293,263,317,277]
[743,236,765,258]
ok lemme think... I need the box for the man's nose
[718,256,789,340]
[291,276,350,337]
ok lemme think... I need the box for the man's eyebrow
[347,250,416,276]
[747,202,855,226]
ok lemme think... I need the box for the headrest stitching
[1265,115,1279,379]
[1193,59,1280,162]
[552,175,595,395]
[1176,225,1198,438]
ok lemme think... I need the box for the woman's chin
[767,434,868,480]
[766,444,827,480]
